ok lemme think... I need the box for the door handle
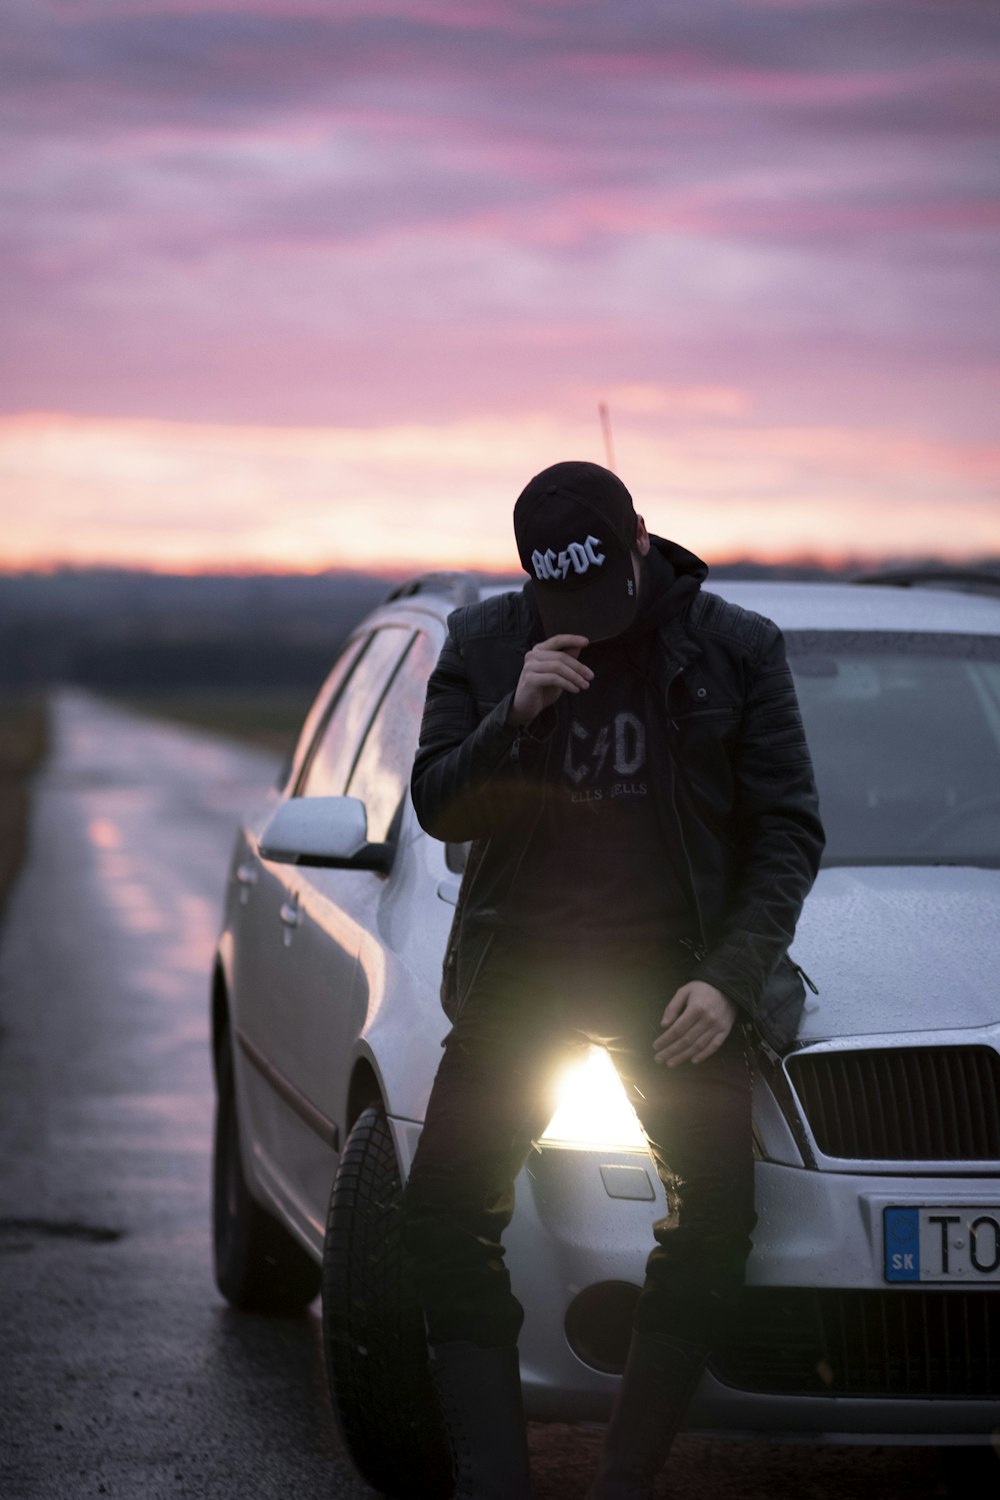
[279,897,302,946]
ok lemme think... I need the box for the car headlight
[539,1045,649,1151]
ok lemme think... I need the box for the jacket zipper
[663,662,709,954]
[444,728,545,1009]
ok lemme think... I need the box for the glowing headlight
[539,1046,648,1151]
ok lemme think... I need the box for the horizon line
[5,549,1000,581]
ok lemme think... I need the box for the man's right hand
[508,634,592,728]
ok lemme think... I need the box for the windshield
[786,632,1000,867]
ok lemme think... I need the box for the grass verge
[0,694,49,931]
[0,688,313,932]
[106,689,313,759]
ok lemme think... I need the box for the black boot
[429,1340,532,1500]
[586,1330,708,1500]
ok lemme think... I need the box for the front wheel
[321,1103,450,1499]
[212,1027,321,1313]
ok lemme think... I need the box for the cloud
[1,0,997,565]
[2,409,996,573]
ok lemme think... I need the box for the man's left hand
[654,981,738,1067]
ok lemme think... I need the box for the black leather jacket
[411,538,825,1051]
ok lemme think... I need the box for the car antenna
[598,401,616,473]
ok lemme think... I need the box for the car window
[786,631,1000,865]
[346,631,439,843]
[282,631,369,791]
[297,627,413,799]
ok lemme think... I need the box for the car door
[237,625,415,1229]
[278,626,441,1223]
[228,628,370,1109]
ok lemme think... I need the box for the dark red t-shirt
[500,629,693,953]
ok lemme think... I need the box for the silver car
[210,573,1000,1495]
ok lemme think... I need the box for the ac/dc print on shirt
[564,710,648,803]
[501,633,691,950]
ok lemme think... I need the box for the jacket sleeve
[410,622,550,843]
[691,623,824,1016]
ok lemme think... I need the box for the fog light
[565,1282,641,1374]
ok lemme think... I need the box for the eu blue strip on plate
[884,1206,920,1282]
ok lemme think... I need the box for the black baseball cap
[513,460,640,641]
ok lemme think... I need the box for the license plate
[884,1206,1000,1282]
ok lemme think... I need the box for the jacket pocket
[444,925,497,1024]
[672,705,739,725]
[756,954,808,1051]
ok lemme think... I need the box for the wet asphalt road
[0,690,987,1499]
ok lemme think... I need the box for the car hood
[791,864,1000,1041]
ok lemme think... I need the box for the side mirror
[258,796,392,873]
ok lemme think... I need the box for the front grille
[712,1288,1000,1397]
[785,1045,1000,1160]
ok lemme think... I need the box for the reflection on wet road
[0,690,368,1499]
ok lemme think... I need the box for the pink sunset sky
[2,0,998,574]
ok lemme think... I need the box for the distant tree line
[1,560,997,694]
[0,569,392,692]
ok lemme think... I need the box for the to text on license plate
[884,1206,1000,1283]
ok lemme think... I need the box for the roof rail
[853,567,1000,596]
[383,572,483,607]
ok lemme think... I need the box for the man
[402,460,824,1499]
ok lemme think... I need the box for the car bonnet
[790,863,1000,1040]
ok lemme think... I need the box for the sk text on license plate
[884,1206,1000,1283]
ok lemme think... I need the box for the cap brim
[532,558,639,642]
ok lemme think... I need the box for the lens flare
[540,1046,648,1151]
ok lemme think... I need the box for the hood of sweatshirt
[619,533,708,639]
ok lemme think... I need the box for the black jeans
[401,936,756,1349]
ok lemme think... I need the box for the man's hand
[508,634,592,728]
[654,981,738,1067]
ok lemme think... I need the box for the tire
[212,1027,322,1312]
[321,1103,451,1499]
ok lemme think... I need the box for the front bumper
[504,1148,1000,1440]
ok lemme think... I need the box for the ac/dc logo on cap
[531,535,605,582]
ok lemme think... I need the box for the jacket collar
[656,611,702,677]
